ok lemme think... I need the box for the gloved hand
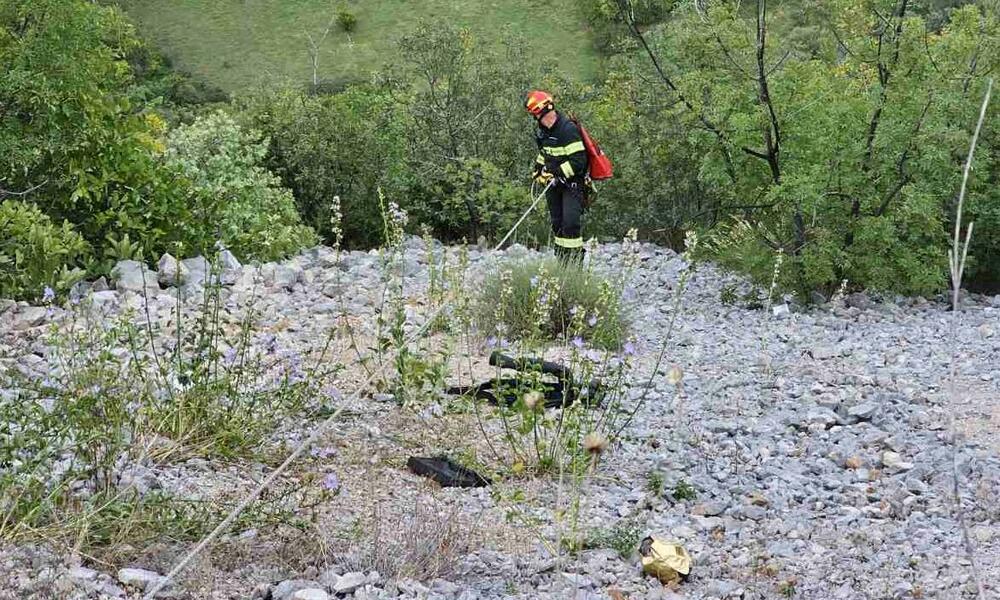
[533,167,553,185]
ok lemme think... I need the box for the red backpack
[570,116,613,181]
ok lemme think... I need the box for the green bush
[0,201,89,301]
[164,111,318,261]
[337,9,357,33]
[237,85,407,248]
[0,0,194,267]
[411,158,529,242]
[476,257,627,350]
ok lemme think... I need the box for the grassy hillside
[121,0,599,92]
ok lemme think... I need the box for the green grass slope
[122,0,599,92]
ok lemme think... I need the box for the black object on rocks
[445,351,604,409]
[407,456,491,487]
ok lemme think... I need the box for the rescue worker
[525,90,589,262]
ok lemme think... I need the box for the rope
[143,181,552,598]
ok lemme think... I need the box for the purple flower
[499,338,510,349]
[486,336,498,348]
[311,446,337,459]
[324,386,342,401]
[42,286,55,303]
[322,472,341,493]
[585,349,603,362]
[569,306,579,316]
[572,336,585,349]
[222,347,238,366]
[587,314,598,327]
[529,276,540,288]
[623,341,636,356]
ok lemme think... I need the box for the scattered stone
[117,567,165,591]
[273,580,321,600]
[292,589,330,600]
[848,401,878,420]
[692,501,727,517]
[13,306,48,330]
[333,572,366,595]
[882,451,914,472]
[219,250,242,285]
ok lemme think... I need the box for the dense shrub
[1,0,192,267]
[600,1,1000,296]
[164,112,318,261]
[237,85,407,248]
[337,8,357,33]
[0,201,89,301]
[476,257,627,349]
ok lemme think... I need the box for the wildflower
[222,346,237,366]
[42,286,55,303]
[587,314,598,327]
[311,447,337,459]
[572,336,585,349]
[569,305,580,316]
[583,432,609,456]
[585,348,602,363]
[623,341,636,356]
[530,275,540,288]
[324,386,342,401]
[486,336,498,348]
[523,390,544,410]
[322,472,341,493]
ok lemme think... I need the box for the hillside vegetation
[3,0,1000,302]
[118,0,600,91]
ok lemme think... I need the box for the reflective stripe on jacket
[534,114,588,182]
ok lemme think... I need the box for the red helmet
[525,90,554,118]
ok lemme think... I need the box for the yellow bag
[639,537,692,585]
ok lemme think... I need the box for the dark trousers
[546,181,584,259]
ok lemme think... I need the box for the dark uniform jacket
[534,114,589,183]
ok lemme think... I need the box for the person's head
[525,90,557,128]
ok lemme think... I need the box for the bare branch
[947,78,991,600]
[614,0,740,183]
[0,180,48,199]
[712,32,754,80]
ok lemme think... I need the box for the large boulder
[111,260,160,296]
[219,250,242,285]
[157,253,190,287]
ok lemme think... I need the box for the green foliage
[596,0,1000,295]
[164,111,317,260]
[673,479,697,501]
[0,0,190,266]
[0,272,313,550]
[389,22,542,242]
[585,518,643,559]
[237,85,406,248]
[0,201,89,301]
[337,8,358,33]
[719,284,738,306]
[646,470,665,495]
[415,158,528,241]
[477,258,628,350]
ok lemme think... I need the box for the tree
[610,0,1000,295]
[0,0,189,266]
